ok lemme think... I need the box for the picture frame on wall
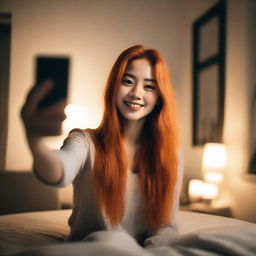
[248,87,256,174]
[192,0,226,146]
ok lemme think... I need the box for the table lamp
[202,143,227,201]
[202,143,227,183]
[188,143,227,203]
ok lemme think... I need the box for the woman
[21,45,182,248]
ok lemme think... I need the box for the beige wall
[181,0,256,223]
[1,0,187,170]
[1,0,255,222]
[0,0,187,205]
[178,0,219,181]
[222,0,256,223]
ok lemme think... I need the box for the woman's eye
[122,79,133,85]
[144,85,155,90]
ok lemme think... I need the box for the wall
[222,0,256,223]
[181,0,256,223]
[178,0,219,182]
[0,0,187,205]
[1,0,255,222]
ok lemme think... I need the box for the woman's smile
[124,101,145,111]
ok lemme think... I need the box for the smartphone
[35,56,70,109]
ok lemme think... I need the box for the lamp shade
[188,179,219,202]
[188,179,204,202]
[202,143,227,183]
[202,143,227,171]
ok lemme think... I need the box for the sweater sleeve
[33,131,90,188]
[143,151,184,248]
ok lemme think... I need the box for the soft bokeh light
[204,172,223,183]
[189,179,219,202]
[202,182,219,200]
[63,104,87,132]
[188,179,204,202]
[202,143,228,169]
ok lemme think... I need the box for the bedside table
[180,202,232,217]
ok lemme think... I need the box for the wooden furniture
[0,171,60,214]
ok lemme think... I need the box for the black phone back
[36,56,69,109]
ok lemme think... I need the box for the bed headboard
[0,170,61,214]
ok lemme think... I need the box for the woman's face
[116,58,160,122]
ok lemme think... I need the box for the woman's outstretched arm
[21,80,66,185]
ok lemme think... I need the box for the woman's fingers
[25,79,55,114]
[21,81,68,137]
[39,99,67,121]
[25,103,67,136]
[21,80,55,122]
[26,116,64,136]
[42,98,66,115]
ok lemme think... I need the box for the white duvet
[12,228,256,256]
[1,210,256,256]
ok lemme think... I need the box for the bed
[0,171,256,256]
[1,209,256,256]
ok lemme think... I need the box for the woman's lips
[124,101,144,111]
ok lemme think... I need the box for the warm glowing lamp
[63,104,87,132]
[202,182,218,200]
[188,179,204,202]
[202,143,227,183]
[188,179,219,202]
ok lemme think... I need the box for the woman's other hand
[21,80,67,137]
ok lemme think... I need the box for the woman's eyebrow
[144,78,157,83]
[123,73,136,79]
[123,73,157,83]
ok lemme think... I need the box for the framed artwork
[0,13,11,169]
[192,0,226,146]
[248,87,256,174]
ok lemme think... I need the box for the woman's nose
[129,84,142,99]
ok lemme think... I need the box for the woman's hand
[21,80,67,137]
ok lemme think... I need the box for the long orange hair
[89,45,179,230]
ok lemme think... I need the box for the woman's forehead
[125,58,155,79]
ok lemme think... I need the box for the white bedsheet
[0,210,256,256]
[11,229,256,256]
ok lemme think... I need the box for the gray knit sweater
[35,130,182,247]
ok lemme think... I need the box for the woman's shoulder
[66,128,96,146]
[69,128,95,138]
